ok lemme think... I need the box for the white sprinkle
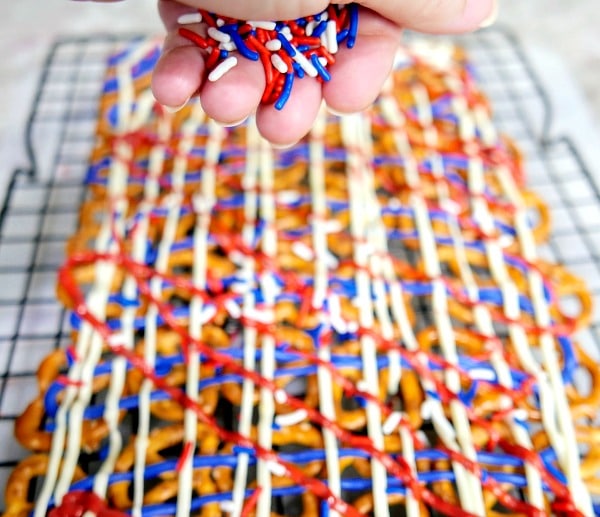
[177,12,203,25]
[420,399,433,420]
[416,430,430,446]
[292,242,315,262]
[200,305,217,325]
[325,251,339,269]
[220,501,235,513]
[216,18,225,27]
[267,461,287,477]
[326,20,339,54]
[469,367,497,382]
[248,20,277,30]
[231,282,250,295]
[346,321,359,333]
[320,32,329,52]
[245,307,272,325]
[441,198,461,215]
[228,251,246,266]
[265,39,282,52]
[275,409,308,427]
[260,273,280,298]
[208,56,238,82]
[274,389,289,404]
[292,49,318,78]
[498,234,515,248]
[382,411,403,435]
[356,380,369,394]
[107,332,126,347]
[511,409,529,422]
[276,189,301,205]
[219,41,237,52]
[207,27,232,44]
[318,57,328,67]
[271,54,289,74]
[322,218,344,234]
[224,299,242,319]
[305,21,316,36]
[280,27,293,40]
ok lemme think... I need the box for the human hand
[90,0,497,145]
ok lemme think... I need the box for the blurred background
[0,0,598,181]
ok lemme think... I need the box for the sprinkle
[291,49,319,78]
[292,242,315,262]
[326,20,339,54]
[311,54,331,82]
[275,409,308,427]
[219,501,235,513]
[274,389,289,404]
[271,53,289,74]
[177,12,203,25]
[469,367,497,382]
[248,20,277,30]
[275,73,295,111]
[265,39,282,52]
[208,56,239,82]
[224,299,242,319]
[207,27,232,44]
[382,411,403,435]
[199,305,218,325]
[266,461,287,477]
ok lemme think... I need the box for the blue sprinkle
[311,54,331,82]
[293,62,305,78]
[336,28,349,44]
[275,73,295,110]
[221,26,260,61]
[219,49,229,60]
[347,5,359,48]
[277,33,297,57]
[312,20,328,38]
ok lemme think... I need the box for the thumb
[166,0,331,20]
[354,0,496,33]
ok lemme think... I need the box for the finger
[323,8,401,114]
[255,76,322,146]
[357,0,495,33]
[151,33,206,109]
[199,58,266,126]
[163,0,330,21]
[158,0,196,31]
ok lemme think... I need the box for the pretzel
[4,37,600,517]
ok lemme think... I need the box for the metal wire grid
[0,28,599,512]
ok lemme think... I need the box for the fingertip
[255,77,322,146]
[323,34,398,114]
[152,44,205,109]
[199,59,266,126]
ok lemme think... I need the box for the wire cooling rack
[1,28,600,512]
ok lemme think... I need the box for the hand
[90,0,497,145]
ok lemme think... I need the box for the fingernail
[217,116,249,128]
[162,100,189,114]
[271,142,298,150]
[327,106,350,117]
[479,0,498,28]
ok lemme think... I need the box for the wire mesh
[0,28,599,512]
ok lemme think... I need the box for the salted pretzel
[4,36,600,517]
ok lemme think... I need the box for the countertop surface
[0,0,599,186]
